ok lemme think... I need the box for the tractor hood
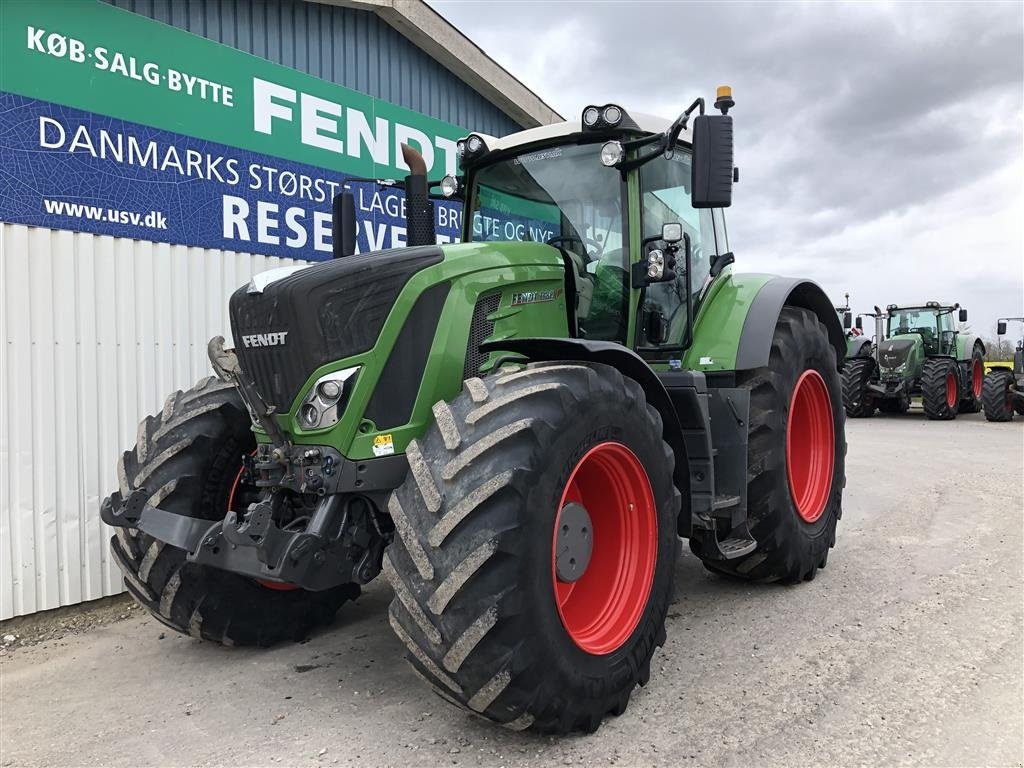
[877,337,917,370]
[229,245,444,411]
[229,240,568,417]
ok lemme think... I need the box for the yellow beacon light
[714,85,735,115]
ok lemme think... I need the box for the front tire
[107,377,358,646]
[921,358,960,420]
[841,357,876,418]
[384,363,680,734]
[982,370,1015,422]
[692,307,845,584]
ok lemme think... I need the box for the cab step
[691,522,757,561]
[716,537,757,559]
[712,494,741,511]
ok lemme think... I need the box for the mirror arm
[617,143,666,172]
[622,133,663,151]
[615,98,707,172]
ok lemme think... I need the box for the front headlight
[600,140,624,167]
[298,367,359,430]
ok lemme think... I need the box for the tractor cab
[446,91,738,357]
[834,294,873,358]
[885,302,966,357]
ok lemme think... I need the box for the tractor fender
[479,337,693,503]
[957,333,986,361]
[734,277,846,371]
[847,336,873,359]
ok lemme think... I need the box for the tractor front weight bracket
[101,487,388,590]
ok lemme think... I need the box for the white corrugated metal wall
[1,223,287,619]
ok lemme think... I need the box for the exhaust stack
[873,305,885,361]
[401,143,437,247]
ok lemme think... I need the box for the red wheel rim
[786,370,835,524]
[972,359,983,399]
[552,442,657,655]
[946,372,957,408]
[229,458,300,592]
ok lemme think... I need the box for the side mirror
[332,190,357,258]
[855,316,863,330]
[958,308,968,322]
[998,320,1007,335]
[843,311,852,330]
[661,222,683,244]
[691,114,734,208]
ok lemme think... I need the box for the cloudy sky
[432,0,1023,341]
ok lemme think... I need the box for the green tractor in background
[982,317,1024,421]
[835,293,872,358]
[842,302,984,419]
[101,89,847,734]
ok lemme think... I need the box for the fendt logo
[241,331,289,348]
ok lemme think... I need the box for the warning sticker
[372,433,395,457]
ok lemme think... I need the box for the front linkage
[101,340,404,591]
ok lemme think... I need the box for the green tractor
[982,317,1024,421]
[842,302,985,419]
[835,293,872,358]
[101,89,847,734]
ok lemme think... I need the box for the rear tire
[959,347,985,413]
[692,307,845,584]
[107,377,358,647]
[921,358,960,420]
[384,362,679,734]
[982,370,1015,422]
[841,357,876,418]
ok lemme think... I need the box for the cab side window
[639,152,716,347]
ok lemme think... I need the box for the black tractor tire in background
[841,357,876,418]
[921,358,960,421]
[959,346,985,413]
[108,376,358,646]
[877,395,910,414]
[982,370,1015,422]
[691,307,845,584]
[384,362,679,734]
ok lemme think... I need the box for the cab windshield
[888,308,952,354]
[467,143,628,342]
[888,309,949,337]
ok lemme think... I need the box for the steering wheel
[545,235,602,259]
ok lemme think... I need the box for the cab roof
[468,109,689,155]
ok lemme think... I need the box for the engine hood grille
[229,246,443,411]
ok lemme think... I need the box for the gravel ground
[2,410,1022,767]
